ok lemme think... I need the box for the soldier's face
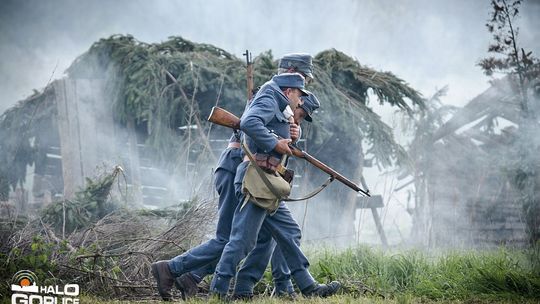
[293,108,307,124]
[285,88,303,110]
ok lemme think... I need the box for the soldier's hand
[290,123,300,142]
[274,139,292,155]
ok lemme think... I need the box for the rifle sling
[284,176,334,202]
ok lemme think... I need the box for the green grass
[296,246,540,301]
[85,246,540,303]
[4,246,539,303]
[79,294,540,304]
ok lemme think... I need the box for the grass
[4,246,540,303]
[255,245,540,302]
[79,294,540,304]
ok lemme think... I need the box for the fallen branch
[41,219,76,253]
[75,251,152,260]
[59,263,147,286]
[112,237,186,251]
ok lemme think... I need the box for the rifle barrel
[290,145,370,196]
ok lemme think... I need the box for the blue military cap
[279,53,314,79]
[272,73,309,96]
[299,92,320,122]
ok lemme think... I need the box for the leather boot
[151,260,174,301]
[301,281,341,298]
[174,273,199,300]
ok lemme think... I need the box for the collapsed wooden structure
[403,76,540,247]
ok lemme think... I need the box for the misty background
[2,0,539,113]
[1,0,539,246]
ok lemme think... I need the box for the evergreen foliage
[0,35,424,199]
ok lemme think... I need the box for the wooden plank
[370,207,388,248]
[53,77,171,207]
[65,78,85,185]
[431,79,517,142]
[127,118,143,206]
[74,79,98,178]
[91,79,116,163]
[54,79,83,199]
[357,195,384,209]
[356,194,387,247]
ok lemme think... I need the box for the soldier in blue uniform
[151,54,317,301]
[231,91,320,299]
[173,93,319,301]
[209,73,341,299]
[231,54,317,299]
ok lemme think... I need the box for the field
[80,294,540,303]
[78,245,540,303]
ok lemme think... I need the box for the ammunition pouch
[244,153,295,183]
[281,168,294,183]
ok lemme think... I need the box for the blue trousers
[168,168,237,276]
[169,164,294,294]
[210,161,316,295]
[234,227,293,295]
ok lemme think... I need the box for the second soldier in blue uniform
[151,54,324,300]
[210,73,341,299]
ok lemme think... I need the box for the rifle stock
[208,107,241,130]
[207,106,370,196]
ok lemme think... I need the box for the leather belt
[243,153,287,175]
[227,142,241,149]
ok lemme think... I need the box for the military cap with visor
[299,92,320,122]
[272,73,309,96]
[279,53,314,79]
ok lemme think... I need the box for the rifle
[243,50,254,101]
[208,106,371,197]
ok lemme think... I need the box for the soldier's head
[272,73,309,111]
[278,53,314,84]
[295,92,320,124]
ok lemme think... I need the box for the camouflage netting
[0,86,56,200]
[0,34,424,200]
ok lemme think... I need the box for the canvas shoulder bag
[240,139,291,214]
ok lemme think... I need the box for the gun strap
[283,176,334,202]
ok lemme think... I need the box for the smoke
[2,0,539,113]
[1,0,539,247]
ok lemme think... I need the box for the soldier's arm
[239,96,280,153]
[290,123,300,142]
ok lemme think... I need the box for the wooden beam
[357,195,384,209]
[54,79,83,200]
[356,195,388,247]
